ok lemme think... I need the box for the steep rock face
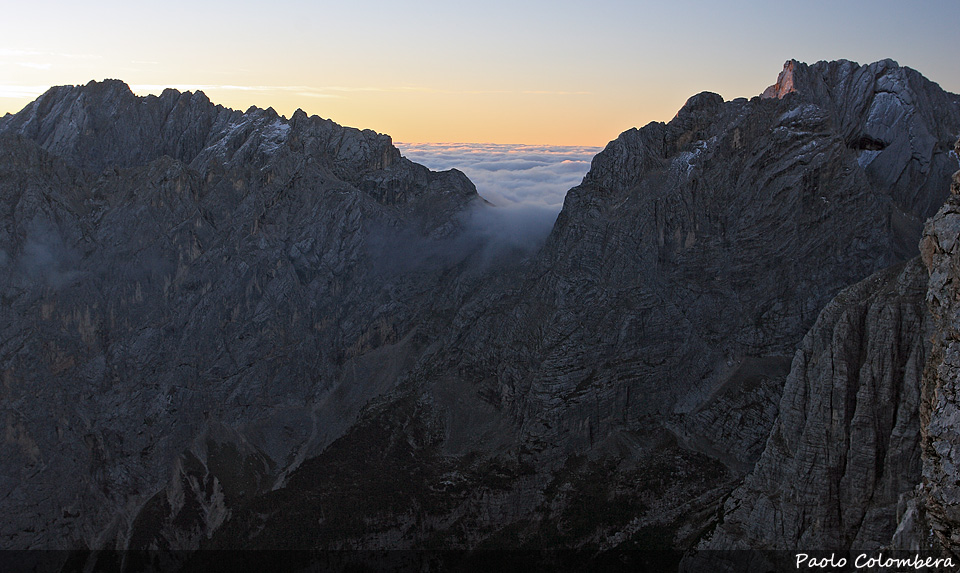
[426,58,957,549]
[918,143,960,555]
[690,139,960,563]
[759,59,959,221]
[0,82,485,549]
[697,258,929,551]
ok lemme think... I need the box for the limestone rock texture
[696,259,930,551]
[0,59,959,558]
[918,144,960,556]
[692,139,960,559]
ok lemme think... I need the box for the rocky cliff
[696,258,930,551]
[419,57,959,499]
[917,139,960,555]
[690,137,960,568]
[0,60,959,561]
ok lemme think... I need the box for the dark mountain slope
[0,82,487,549]
[687,138,960,569]
[698,257,930,551]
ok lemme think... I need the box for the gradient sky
[2,0,958,145]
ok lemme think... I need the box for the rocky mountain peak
[675,91,724,118]
[0,80,226,172]
[0,80,455,207]
[760,58,920,112]
[82,78,135,96]
[761,59,799,99]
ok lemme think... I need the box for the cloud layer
[392,142,603,268]
[398,142,601,211]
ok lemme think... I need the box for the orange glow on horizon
[2,2,957,147]
[0,83,703,147]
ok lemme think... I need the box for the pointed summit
[761,60,799,99]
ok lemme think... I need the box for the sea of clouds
[395,142,603,267]
[397,142,602,211]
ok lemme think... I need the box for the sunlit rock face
[761,59,798,100]
[0,59,958,558]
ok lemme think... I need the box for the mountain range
[0,58,959,570]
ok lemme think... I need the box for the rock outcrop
[917,139,960,555]
[697,258,930,551]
